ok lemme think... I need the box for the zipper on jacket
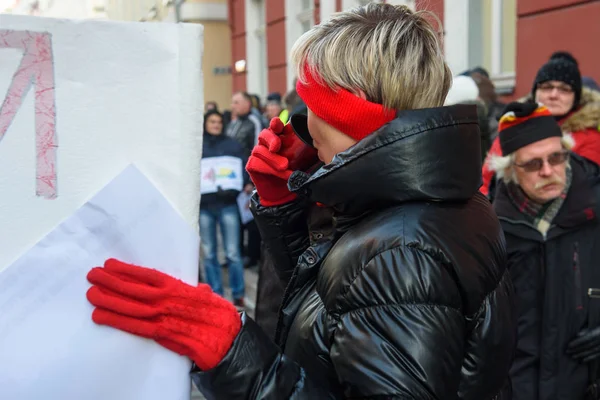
[573,241,583,311]
[498,216,548,242]
[540,243,546,292]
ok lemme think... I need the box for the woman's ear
[356,89,367,100]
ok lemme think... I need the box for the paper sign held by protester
[0,14,204,400]
[200,156,243,195]
[0,165,199,400]
[237,191,254,225]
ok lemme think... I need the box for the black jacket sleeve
[192,246,513,399]
[457,269,515,399]
[331,246,513,398]
[250,193,311,286]
[191,313,335,400]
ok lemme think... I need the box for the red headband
[295,65,396,142]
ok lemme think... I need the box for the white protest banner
[0,14,204,400]
[200,155,243,195]
[0,15,204,269]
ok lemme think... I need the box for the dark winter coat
[200,133,249,208]
[457,99,493,162]
[193,105,516,399]
[226,112,265,158]
[253,250,285,340]
[493,154,600,400]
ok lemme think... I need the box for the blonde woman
[86,4,516,398]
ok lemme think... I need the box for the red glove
[86,259,241,371]
[246,117,318,207]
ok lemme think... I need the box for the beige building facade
[164,0,232,111]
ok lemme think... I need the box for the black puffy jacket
[193,105,517,399]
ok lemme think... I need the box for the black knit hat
[532,51,582,110]
[498,102,563,155]
[267,92,282,103]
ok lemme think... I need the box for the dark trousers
[241,219,261,265]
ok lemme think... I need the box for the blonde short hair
[290,3,451,110]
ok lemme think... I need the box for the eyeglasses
[514,151,570,172]
[537,83,574,94]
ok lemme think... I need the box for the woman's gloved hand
[246,117,318,207]
[86,258,242,371]
[567,326,600,363]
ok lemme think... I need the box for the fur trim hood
[518,87,600,133]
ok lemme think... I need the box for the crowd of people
[198,79,309,316]
[84,3,600,399]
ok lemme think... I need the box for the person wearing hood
[197,110,248,307]
[468,66,506,142]
[444,74,492,161]
[85,4,515,398]
[583,76,600,92]
[482,52,600,199]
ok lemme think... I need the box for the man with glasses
[489,101,600,399]
[482,51,600,198]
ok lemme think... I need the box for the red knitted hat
[295,64,396,142]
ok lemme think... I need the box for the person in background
[265,92,289,123]
[227,91,264,158]
[489,102,600,400]
[482,51,600,199]
[250,94,262,112]
[221,109,233,130]
[468,66,506,142]
[204,101,218,113]
[198,110,247,308]
[226,92,264,272]
[284,80,307,117]
[583,76,600,92]
[85,4,515,398]
[444,75,491,161]
[250,93,269,127]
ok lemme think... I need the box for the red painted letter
[0,30,57,199]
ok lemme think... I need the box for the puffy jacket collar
[288,105,482,215]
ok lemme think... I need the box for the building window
[246,0,268,100]
[342,0,384,9]
[255,1,267,100]
[381,0,414,7]
[298,0,313,33]
[444,0,516,93]
[468,0,516,93]
[285,0,315,90]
